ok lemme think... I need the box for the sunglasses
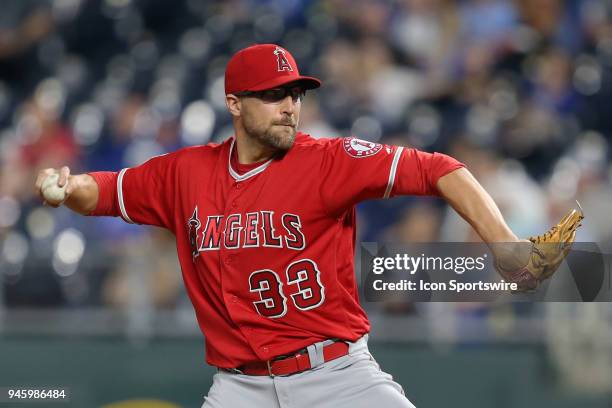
[235,86,306,104]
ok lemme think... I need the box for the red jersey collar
[227,138,274,182]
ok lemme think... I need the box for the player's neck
[234,133,278,164]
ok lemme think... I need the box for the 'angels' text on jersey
[188,206,305,257]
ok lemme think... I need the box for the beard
[242,115,297,151]
[259,126,297,150]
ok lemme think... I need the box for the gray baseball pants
[202,335,416,408]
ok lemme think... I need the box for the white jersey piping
[383,146,403,199]
[117,168,134,224]
[227,138,274,182]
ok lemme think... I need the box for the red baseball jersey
[89,132,463,368]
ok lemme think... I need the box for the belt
[233,341,349,376]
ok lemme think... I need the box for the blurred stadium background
[0,0,611,406]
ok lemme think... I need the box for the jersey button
[231,201,237,208]
[231,295,238,303]
[262,347,269,354]
[224,256,233,265]
[235,183,242,190]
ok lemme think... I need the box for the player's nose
[279,94,297,114]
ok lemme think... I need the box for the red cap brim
[246,75,322,92]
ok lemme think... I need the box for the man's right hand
[34,167,99,215]
[34,166,74,207]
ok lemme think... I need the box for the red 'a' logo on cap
[274,47,293,72]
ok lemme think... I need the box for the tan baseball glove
[496,205,584,292]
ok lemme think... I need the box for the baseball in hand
[42,173,67,204]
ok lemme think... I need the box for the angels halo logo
[343,137,383,158]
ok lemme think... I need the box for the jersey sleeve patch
[342,137,383,158]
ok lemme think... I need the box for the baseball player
[35,44,582,407]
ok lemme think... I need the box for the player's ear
[225,94,241,117]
